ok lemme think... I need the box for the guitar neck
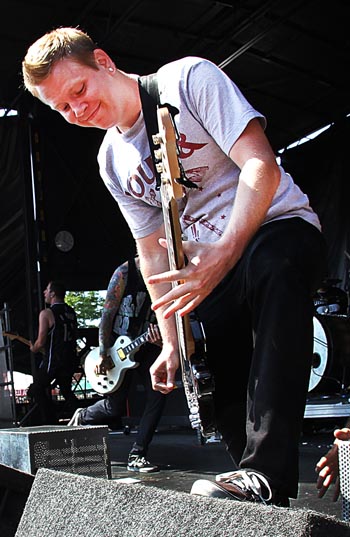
[3,332,31,347]
[153,105,216,437]
[155,106,195,358]
[162,196,195,358]
[122,331,149,355]
[3,331,45,355]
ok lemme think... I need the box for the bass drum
[310,314,350,393]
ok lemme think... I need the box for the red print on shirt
[178,133,207,159]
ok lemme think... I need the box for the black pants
[81,343,166,457]
[29,366,80,424]
[197,218,327,498]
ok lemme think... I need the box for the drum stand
[344,250,350,316]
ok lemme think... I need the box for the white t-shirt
[98,56,321,241]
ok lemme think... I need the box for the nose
[71,101,87,118]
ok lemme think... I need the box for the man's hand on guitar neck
[146,323,162,347]
[29,340,45,355]
[148,238,235,319]
[94,325,162,376]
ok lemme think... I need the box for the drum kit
[310,278,350,395]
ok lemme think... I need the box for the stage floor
[107,424,343,521]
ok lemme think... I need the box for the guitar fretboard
[122,332,149,355]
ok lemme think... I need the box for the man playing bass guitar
[23,28,327,506]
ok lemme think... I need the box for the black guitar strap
[138,74,161,190]
[138,75,198,191]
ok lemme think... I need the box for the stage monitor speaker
[15,468,350,537]
[0,425,111,479]
[0,463,34,537]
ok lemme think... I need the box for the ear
[93,49,113,70]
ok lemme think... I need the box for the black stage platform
[2,422,348,537]
[107,424,343,520]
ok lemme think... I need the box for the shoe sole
[190,480,236,500]
[127,466,159,473]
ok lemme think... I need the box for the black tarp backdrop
[0,116,31,342]
[281,115,350,292]
[0,106,135,374]
[32,103,136,291]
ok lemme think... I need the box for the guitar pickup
[117,349,127,361]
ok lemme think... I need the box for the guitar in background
[3,332,45,355]
[84,330,151,395]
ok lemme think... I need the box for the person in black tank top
[29,280,80,424]
[46,302,77,374]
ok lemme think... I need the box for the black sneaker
[190,479,235,500]
[191,469,287,506]
[127,454,159,473]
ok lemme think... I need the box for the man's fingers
[153,381,174,394]
[315,456,327,472]
[317,486,327,498]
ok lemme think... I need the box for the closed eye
[76,84,85,96]
[55,84,84,112]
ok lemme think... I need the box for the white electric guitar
[84,331,151,395]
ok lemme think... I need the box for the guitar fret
[123,334,148,355]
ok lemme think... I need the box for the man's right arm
[95,261,127,375]
[136,226,180,393]
[30,309,52,353]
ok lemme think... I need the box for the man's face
[35,50,120,130]
[43,284,52,304]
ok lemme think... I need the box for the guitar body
[84,332,152,395]
[153,106,216,437]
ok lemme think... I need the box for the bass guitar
[84,330,151,395]
[152,105,216,437]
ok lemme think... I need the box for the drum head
[309,316,328,392]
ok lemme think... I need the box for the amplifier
[0,425,111,478]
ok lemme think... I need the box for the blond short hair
[22,27,98,96]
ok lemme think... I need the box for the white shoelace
[216,470,273,504]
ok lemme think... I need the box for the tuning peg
[154,149,162,160]
[152,134,162,145]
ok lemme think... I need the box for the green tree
[66,291,105,327]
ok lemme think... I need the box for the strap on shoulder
[138,74,161,189]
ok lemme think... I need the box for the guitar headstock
[3,331,18,341]
[152,106,184,200]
